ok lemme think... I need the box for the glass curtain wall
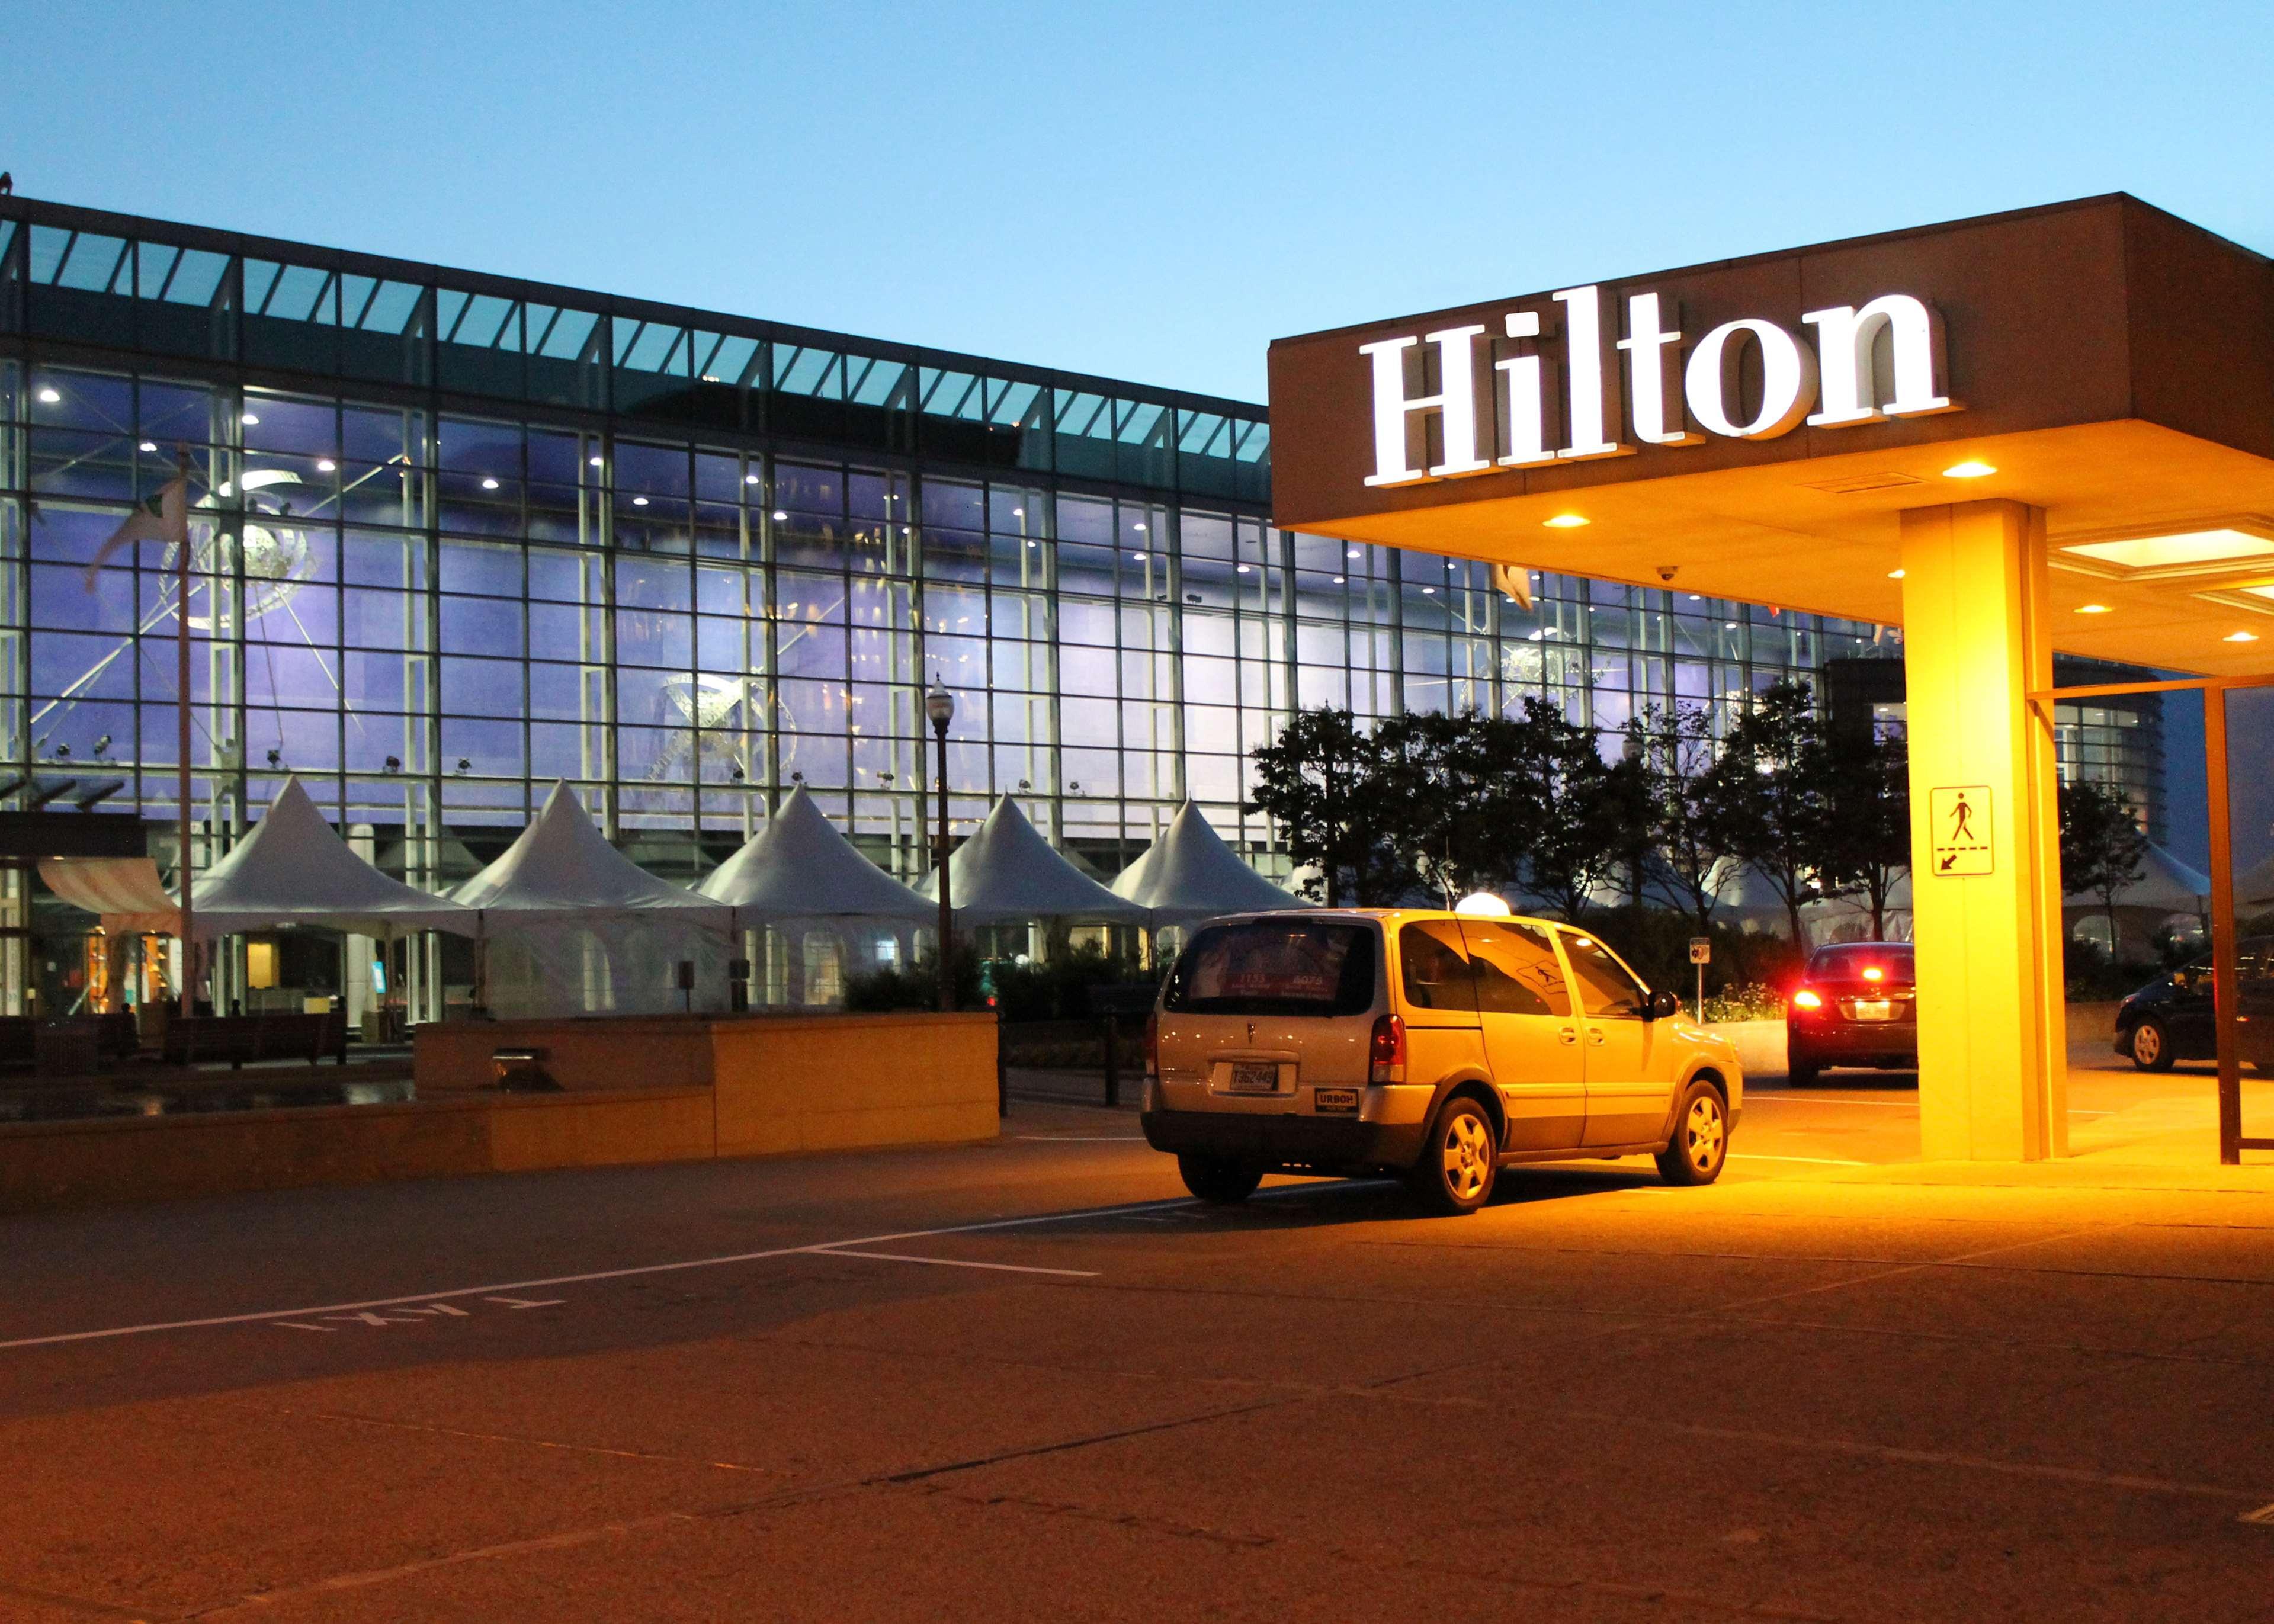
[1,200,1906,1017]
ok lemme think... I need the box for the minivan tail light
[1368,1013,1406,1084]
[1143,1010,1159,1079]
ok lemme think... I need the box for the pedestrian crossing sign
[1929,785,1993,876]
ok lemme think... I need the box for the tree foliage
[2058,778,2149,957]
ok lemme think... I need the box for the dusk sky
[6,1,2270,403]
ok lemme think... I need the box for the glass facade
[0,198,1904,918]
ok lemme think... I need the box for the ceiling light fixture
[1942,460,1996,479]
[240,412,260,426]
[139,440,157,453]
[2064,529,2274,570]
[481,477,500,490]
[1887,569,1906,579]
[633,495,649,506]
[2225,630,2259,643]
[36,387,60,404]
[1543,513,1589,528]
[317,458,336,472]
[772,509,787,521]
[2076,602,2112,615]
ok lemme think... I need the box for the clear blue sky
[4,0,2270,402]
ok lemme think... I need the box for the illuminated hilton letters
[1361,286,1955,487]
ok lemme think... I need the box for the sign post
[1688,936,1711,1021]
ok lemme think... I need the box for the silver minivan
[1141,906,1743,1214]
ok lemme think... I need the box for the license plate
[1849,1000,1895,1021]
[1313,1087,1358,1112]
[1229,1061,1279,1093]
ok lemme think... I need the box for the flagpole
[175,448,195,1018]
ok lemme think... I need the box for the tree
[2060,778,2149,959]
[1372,708,1523,905]
[1244,707,1410,906]
[1624,701,1735,932]
[1482,697,1634,925]
[1703,678,1838,951]
[1818,724,1911,940]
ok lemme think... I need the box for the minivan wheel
[1408,1097,1497,1216]
[2128,1019,2174,1073]
[1656,1081,1729,1187]
[1178,1154,1263,1205]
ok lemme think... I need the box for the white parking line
[1728,1153,1874,1166]
[0,1197,1192,1353]
[1013,1134,1150,1141]
[816,1250,1097,1278]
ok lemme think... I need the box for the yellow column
[1899,500,2067,1161]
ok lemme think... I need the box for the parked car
[1785,943,1916,1086]
[1139,904,1743,1215]
[2112,938,2274,1070]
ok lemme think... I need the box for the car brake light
[1791,988,1823,1010]
[1863,966,1884,983]
[1368,1012,1406,1084]
[1143,1010,1159,1079]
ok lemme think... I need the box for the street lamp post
[925,681,956,1013]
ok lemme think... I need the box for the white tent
[39,856,181,936]
[697,784,934,922]
[1111,802,1310,925]
[917,795,1151,926]
[454,781,733,1017]
[2066,841,2209,912]
[454,780,733,931]
[181,776,474,939]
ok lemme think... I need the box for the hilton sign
[1359,285,1959,488]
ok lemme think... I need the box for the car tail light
[1143,1010,1159,1079]
[1368,1012,1406,1084]
[1791,988,1823,1010]
[1863,966,1884,983]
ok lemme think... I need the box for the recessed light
[1942,460,1995,479]
[139,440,157,453]
[240,412,260,426]
[481,477,500,490]
[633,495,649,506]
[1543,513,1589,528]
[1236,564,1252,573]
[772,510,787,521]
[1332,576,1345,584]
[1134,522,1147,532]
[2225,630,2259,643]
[2064,529,2274,570]
[1348,547,1362,558]
[1133,551,1147,561]
[2076,602,2111,615]
[1887,569,1906,580]
[1686,593,1701,601]
[589,455,604,467]
[317,458,336,472]
[745,473,761,485]
[1422,586,1436,595]
[36,387,60,404]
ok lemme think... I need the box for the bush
[986,942,1156,1024]
[2061,936,2161,1003]
[1579,906,1804,1000]
[842,942,986,1013]
[1699,983,1788,1022]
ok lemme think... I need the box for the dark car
[2111,937,2274,1071]
[1785,942,1916,1086]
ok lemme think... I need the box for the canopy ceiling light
[2059,525,2274,575]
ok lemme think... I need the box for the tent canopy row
[55,778,1311,942]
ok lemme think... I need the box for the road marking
[1728,1153,1874,1166]
[0,1196,1197,1353]
[483,1295,565,1309]
[2242,1501,2274,1526]
[1013,1134,1150,1141]
[1752,1095,1919,1107]
[813,1249,1098,1278]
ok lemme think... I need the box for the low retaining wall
[0,1012,998,1214]
[1702,1019,1788,1077]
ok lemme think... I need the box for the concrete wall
[2,1012,999,1214]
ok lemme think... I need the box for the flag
[1491,561,1535,612]
[84,474,190,589]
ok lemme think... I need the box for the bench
[0,1013,145,1072]
[161,1012,349,1070]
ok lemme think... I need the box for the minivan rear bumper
[1141,1106,1428,1173]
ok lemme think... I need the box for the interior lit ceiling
[1301,419,2274,679]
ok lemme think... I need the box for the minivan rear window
[1163,920,1378,1017]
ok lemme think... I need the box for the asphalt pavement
[2,1070,2272,1623]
